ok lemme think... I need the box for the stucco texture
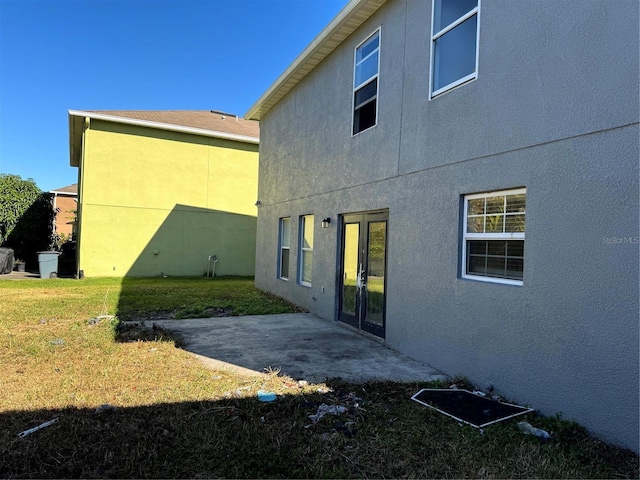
[77,120,258,277]
[253,0,639,451]
[53,195,77,238]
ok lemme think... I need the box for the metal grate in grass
[412,388,533,428]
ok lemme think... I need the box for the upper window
[299,215,314,286]
[278,217,291,280]
[353,30,380,135]
[462,188,525,285]
[430,0,480,98]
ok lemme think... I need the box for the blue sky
[0,0,347,192]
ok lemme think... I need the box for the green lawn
[0,277,637,478]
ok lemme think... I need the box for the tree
[0,174,57,266]
[0,174,41,243]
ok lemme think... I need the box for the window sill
[430,73,477,100]
[351,123,377,137]
[461,274,523,287]
[299,282,312,288]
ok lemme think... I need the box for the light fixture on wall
[255,200,262,206]
[321,217,331,228]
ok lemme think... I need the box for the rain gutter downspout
[76,117,89,278]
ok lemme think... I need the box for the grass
[0,276,638,478]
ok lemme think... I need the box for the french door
[338,211,388,338]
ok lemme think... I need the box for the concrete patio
[148,313,447,384]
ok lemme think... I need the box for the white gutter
[68,110,259,145]
[49,190,77,196]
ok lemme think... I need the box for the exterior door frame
[337,209,388,338]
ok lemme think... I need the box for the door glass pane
[341,223,359,316]
[366,221,386,327]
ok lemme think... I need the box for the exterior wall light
[322,217,331,228]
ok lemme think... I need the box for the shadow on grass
[0,396,348,479]
[2,379,639,479]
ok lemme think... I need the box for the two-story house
[246,0,639,452]
[68,110,259,277]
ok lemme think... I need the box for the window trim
[278,217,291,281]
[352,28,381,136]
[461,188,526,286]
[429,0,481,99]
[298,215,314,287]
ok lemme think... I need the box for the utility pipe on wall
[207,255,218,277]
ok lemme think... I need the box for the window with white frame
[462,189,525,285]
[430,0,480,98]
[299,215,314,286]
[353,29,380,135]
[278,217,291,280]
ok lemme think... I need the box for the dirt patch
[115,322,185,347]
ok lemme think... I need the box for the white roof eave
[67,110,259,145]
[245,0,387,121]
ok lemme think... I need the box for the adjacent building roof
[50,184,78,196]
[68,110,259,167]
[245,0,387,121]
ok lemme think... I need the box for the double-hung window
[353,29,380,135]
[430,0,480,98]
[299,215,314,286]
[278,217,291,280]
[462,189,526,285]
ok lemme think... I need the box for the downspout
[76,117,89,278]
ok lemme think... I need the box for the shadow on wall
[125,204,257,278]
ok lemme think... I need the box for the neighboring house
[246,0,639,452]
[68,110,259,277]
[49,183,78,240]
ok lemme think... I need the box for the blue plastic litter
[257,390,277,402]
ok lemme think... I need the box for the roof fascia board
[49,190,77,196]
[67,110,259,145]
[245,0,387,120]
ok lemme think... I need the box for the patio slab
[0,270,41,280]
[147,313,447,383]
